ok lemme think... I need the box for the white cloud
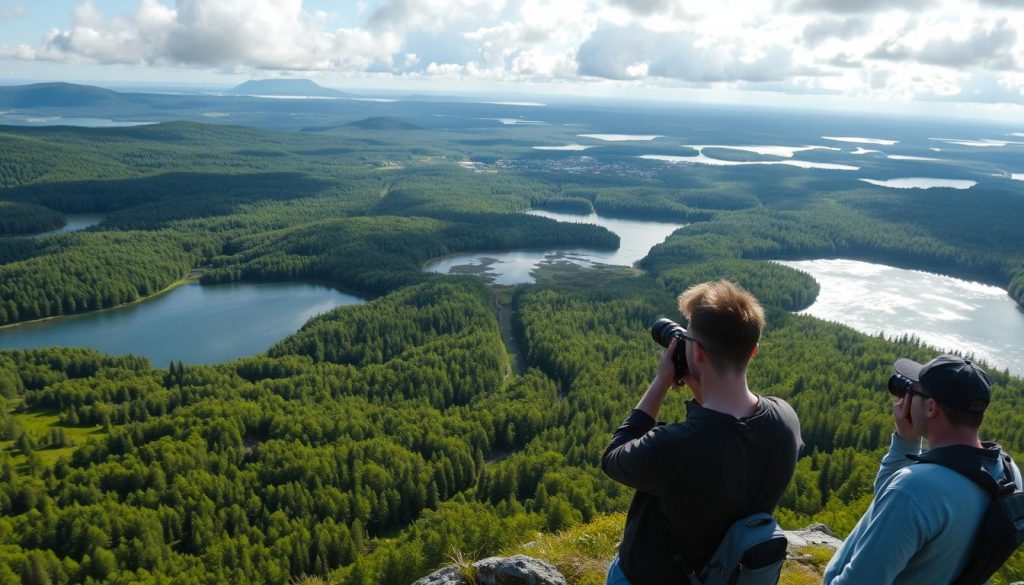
[788,0,936,13]
[3,0,1024,108]
[867,17,1019,70]
[33,0,401,71]
[605,0,683,16]
[802,18,867,46]
[978,0,1024,7]
[367,0,505,32]
[576,24,794,82]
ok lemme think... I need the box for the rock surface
[784,523,845,552]
[413,527,844,585]
[413,555,567,585]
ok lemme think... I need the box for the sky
[0,0,1022,117]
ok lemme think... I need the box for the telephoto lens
[888,373,914,397]
[650,318,689,379]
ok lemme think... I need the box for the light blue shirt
[823,433,1022,585]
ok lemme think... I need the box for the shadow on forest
[3,171,335,217]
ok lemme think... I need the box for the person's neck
[926,426,983,450]
[699,376,759,419]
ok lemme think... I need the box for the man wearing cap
[823,354,1023,585]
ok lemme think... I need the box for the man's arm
[823,481,929,585]
[601,339,681,494]
[634,338,679,420]
[874,433,922,495]
[874,396,923,495]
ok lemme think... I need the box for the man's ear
[925,398,941,419]
[692,340,704,363]
[750,344,759,359]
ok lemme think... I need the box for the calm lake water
[423,210,685,285]
[0,116,155,128]
[33,214,106,237]
[0,282,364,365]
[859,178,976,190]
[777,259,1024,376]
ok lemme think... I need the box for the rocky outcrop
[413,526,844,585]
[413,555,567,585]
[784,523,844,552]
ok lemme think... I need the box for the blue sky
[1,1,1022,118]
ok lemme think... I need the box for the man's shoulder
[885,460,980,494]
[759,395,796,414]
[754,396,801,428]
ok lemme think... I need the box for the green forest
[1,120,1022,584]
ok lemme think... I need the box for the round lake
[777,259,1024,376]
[0,282,364,365]
[423,210,685,285]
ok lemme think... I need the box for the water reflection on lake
[859,178,976,190]
[423,210,684,285]
[33,214,106,237]
[777,259,1024,376]
[640,152,859,171]
[0,115,156,127]
[0,282,364,365]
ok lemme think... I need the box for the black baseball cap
[894,355,992,413]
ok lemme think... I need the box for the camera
[887,373,914,397]
[650,318,689,380]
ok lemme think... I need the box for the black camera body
[650,318,689,380]
[888,373,915,397]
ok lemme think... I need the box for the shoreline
[0,268,202,331]
[0,270,374,333]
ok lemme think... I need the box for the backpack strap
[907,444,1014,498]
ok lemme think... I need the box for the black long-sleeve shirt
[602,397,802,585]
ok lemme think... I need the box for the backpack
[909,444,1024,585]
[686,512,788,585]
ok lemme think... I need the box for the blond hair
[677,280,765,372]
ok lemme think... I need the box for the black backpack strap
[907,444,1003,498]
[996,451,1020,495]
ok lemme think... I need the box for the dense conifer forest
[1,119,1022,584]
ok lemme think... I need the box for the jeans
[605,556,632,585]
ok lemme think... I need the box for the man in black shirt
[602,280,803,585]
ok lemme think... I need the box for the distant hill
[347,117,421,130]
[0,82,130,108]
[300,117,422,132]
[228,79,351,98]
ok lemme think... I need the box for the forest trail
[493,291,526,379]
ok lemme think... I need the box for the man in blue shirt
[824,354,1022,585]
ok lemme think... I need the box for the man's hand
[636,338,681,418]
[893,395,920,442]
[653,338,681,390]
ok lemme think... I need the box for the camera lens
[650,318,689,379]
[888,373,914,397]
[651,317,685,348]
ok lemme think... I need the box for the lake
[859,178,976,190]
[33,214,106,237]
[640,152,859,171]
[0,115,156,127]
[777,259,1024,376]
[0,282,364,365]
[423,210,685,285]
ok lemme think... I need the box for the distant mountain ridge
[228,79,351,98]
[0,82,130,108]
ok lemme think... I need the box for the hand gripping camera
[650,317,689,381]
